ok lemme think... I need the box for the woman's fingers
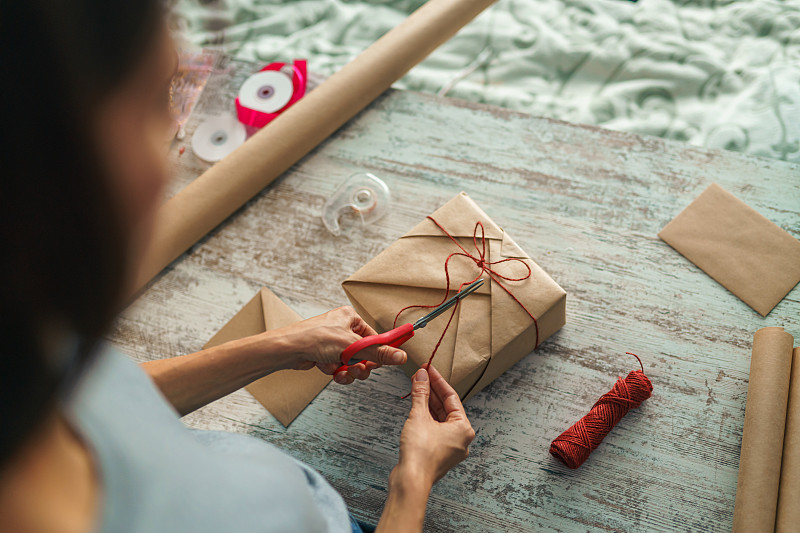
[355,343,407,367]
[409,368,433,418]
[333,368,356,385]
[316,362,360,378]
[305,307,406,384]
[427,364,468,421]
[348,311,379,338]
[327,309,407,367]
[345,362,372,381]
[325,362,382,384]
[428,381,447,422]
[346,311,406,366]
[422,364,447,421]
[396,366,475,485]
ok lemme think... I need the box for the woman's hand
[273,306,407,385]
[395,364,476,486]
[376,365,475,532]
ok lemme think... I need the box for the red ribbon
[394,216,540,371]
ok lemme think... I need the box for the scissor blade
[413,278,485,329]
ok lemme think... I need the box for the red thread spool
[550,353,653,469]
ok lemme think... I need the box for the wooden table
[112,56,800,532]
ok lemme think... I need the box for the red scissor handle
[334,323,415,374]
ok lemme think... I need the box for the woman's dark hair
[0,1,163,466]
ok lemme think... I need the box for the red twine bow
[394,216,540,371]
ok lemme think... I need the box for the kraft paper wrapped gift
[342,192,566,401]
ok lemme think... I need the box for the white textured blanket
[173,0,800,162]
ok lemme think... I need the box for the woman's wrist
[376,465,433,532]
[389,463,434,498]
[252,330,303,372]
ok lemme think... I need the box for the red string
[395,217,539,399]
[549,353,653,469]
[394,217,540,366]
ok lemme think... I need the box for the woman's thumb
[410,368,430,414]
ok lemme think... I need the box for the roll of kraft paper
[776,346,800,533]
[732,327,794,533]
[133,0,497,291]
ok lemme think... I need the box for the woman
[0,2,475,532]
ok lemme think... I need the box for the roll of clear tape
[321,173,391,236]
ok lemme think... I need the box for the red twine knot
[549,353,653,469]
[394,216,540,372]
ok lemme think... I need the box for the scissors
[336,278,485,373]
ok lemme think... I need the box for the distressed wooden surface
[111,57,800,532]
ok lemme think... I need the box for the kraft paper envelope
[659,183,800,317]
[204,287,332,426]
[343,192,566,401]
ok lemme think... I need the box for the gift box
[342,192,566,400]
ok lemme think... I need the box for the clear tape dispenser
[322,173,391,236]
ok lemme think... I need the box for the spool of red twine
[549,353,653,469]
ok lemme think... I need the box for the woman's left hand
[272,306,407,385]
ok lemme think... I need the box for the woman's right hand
[395,364,475,486]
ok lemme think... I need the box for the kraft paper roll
[732,327,794,533]
[776,346,800,532]
[133,0,497,291]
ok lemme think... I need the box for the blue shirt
[63,346,352,533]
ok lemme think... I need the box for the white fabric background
[173,0,800,162]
